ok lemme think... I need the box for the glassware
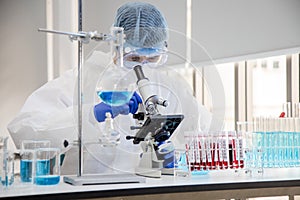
[33,148,60,185]
[20,140,50,183]
[173,149,190,178]
[0,137,14,187]
[96,66,137,106]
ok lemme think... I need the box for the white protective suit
[7,50,211,175]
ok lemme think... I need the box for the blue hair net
[114,2,168,49]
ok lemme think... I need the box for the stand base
[63,173,146,186]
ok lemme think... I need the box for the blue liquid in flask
[97,91,133,106]
[20,160,33,182]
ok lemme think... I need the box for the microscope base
[135,167,161,178]
[161,168,174,175]
[63,173,146,186]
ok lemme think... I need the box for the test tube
[221,131,229,169]
[217,131,224,170]
[267,117,274,168]
[0,150,14,187]
[283,102,292,118]
[204,132,212,170]
[183,133,194,171]
[284,118,293,167]
[253,117,264,174]
[229,131,239,169]
[280,118,289,167]
[273,118,280,167]
[256,117,267,167]
[194,132,201,171]
[293,103,300,118]
[237,121,249,171]
[199,132,206,170]
[212,132,220,169]
[287,117,294,167]
[237,121,253,169]
[294,118,300,166]
[184,134,190,170]
[209,133,216,170]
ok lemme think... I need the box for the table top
[1,168,300,199]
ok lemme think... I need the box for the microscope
[126,65,184,178]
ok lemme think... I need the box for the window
[247,55,287,118]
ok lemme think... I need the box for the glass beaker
[20,140,50,183]
[173,149,190,178]
[33,148,60,185]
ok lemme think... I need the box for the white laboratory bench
[1,168,300,200]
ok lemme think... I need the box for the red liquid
[232,139,239,169]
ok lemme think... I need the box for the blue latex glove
[128,91,142,114]
[156,141,175,168]
[94,92,142,122]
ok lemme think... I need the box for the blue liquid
[253,131,300,168]
[20,160,32,182]
[1,176,13,186]
[34,159,60,185]
[191,170,209,175]
[35,175,60,185]
[295,132,300,166]
[97,91,133,106]
[36,159,50,176]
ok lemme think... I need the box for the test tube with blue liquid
[294,118,300,166]
[273,118,280,168]
[268,117,278,168]
[20,140,50,183]
[287,118,294,167]
[254,118,264,174]
[282,118,291,167]
[0,137,14,187]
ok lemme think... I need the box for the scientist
[7,2,211,175]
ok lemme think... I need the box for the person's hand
[128,91,142,114]
[94,92,142,122]
[156,141,175,168]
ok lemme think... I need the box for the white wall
[0,0,47,148]
[192,0,300,63]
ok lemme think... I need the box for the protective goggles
[122,47,168,69]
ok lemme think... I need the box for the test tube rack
[183,118,300,176]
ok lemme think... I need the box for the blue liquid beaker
[34,148,60,185]
[20,159,33,182]
[20,140,50,183]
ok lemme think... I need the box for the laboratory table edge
[1,169,300,200]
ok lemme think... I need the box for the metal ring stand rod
[77,0,83,178]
